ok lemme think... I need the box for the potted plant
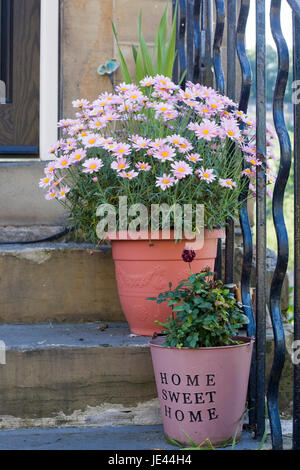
[149,259,254,448]
[39,72,275,336]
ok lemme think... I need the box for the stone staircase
[0,238,294,449]
[0,240,162,434]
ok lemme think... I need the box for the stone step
[0,242,124,324]
[0,322,294,427]
[0,323,159,422]
[0,425,265,450]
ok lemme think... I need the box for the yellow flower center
[226,181,233,186]
[227,131,234,137]
[44,178,50,184]
[163,179,170,184]
[131,95,137,99]
[162,152,169,158]
[90,164,97,170]
[203,173,210,179]
[118,164,125,169]
[178,168,185,173]
[61,161,68,166]
[160,107,168,112]
[203,129,210,135]
[118,149,125,154]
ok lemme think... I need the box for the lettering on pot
[159,372,219,423]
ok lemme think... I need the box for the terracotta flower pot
[111,229,225,336]
[150,335,254,448]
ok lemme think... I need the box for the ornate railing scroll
[268,0,292,450]
[236,0,256,429]
[293,5,300,452]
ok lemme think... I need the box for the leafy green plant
[148,268,249,348]
[112,2,182,83]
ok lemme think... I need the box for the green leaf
[163,1,178,77]
[111,21,132,83]
[135,46,145,84]
[132,45,138,64]
[138,11,155,77]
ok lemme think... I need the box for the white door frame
[40,0,59,161]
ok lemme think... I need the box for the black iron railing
[172,0,299,450]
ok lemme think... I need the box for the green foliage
[112,2,180,83]
[149,270,249,348]
[248,45,293,108]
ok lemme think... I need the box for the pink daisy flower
[242,167,256,178]
[140,76,155,87]
[45,190,58,200]
[57,119,72,129]
[153,75,178,91]
[82,158,104,174]
[149,138,167,149]
[241,145,256,155]
[196,168,216,183]
[118,170,139,180]
[220,118,241,141]
[81,134,103,148]
[111,157,130,172]
[72,99,90,109]
[112,142,131,157]
[186,153,202,164]
[57,186,71,200]
[153,145,176,162]
[132,137,152,150]
[44,162,57,176]
[245,155,262,166]
[156,174,176,191]
[55,156,71,169]
[171,161,193,180]
[192,120,219,141]
[219,178,237,190]
[70,149,87,164]
[39,175,54,189]
[136,162,152,172]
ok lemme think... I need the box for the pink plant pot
[111,229,225,336]
[150,335,254,448]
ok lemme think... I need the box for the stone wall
[61,0,171,119]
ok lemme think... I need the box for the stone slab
[0,162,67,226]
[0,243,124,324]
[0,424,290,450]
[0,323,156,419]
